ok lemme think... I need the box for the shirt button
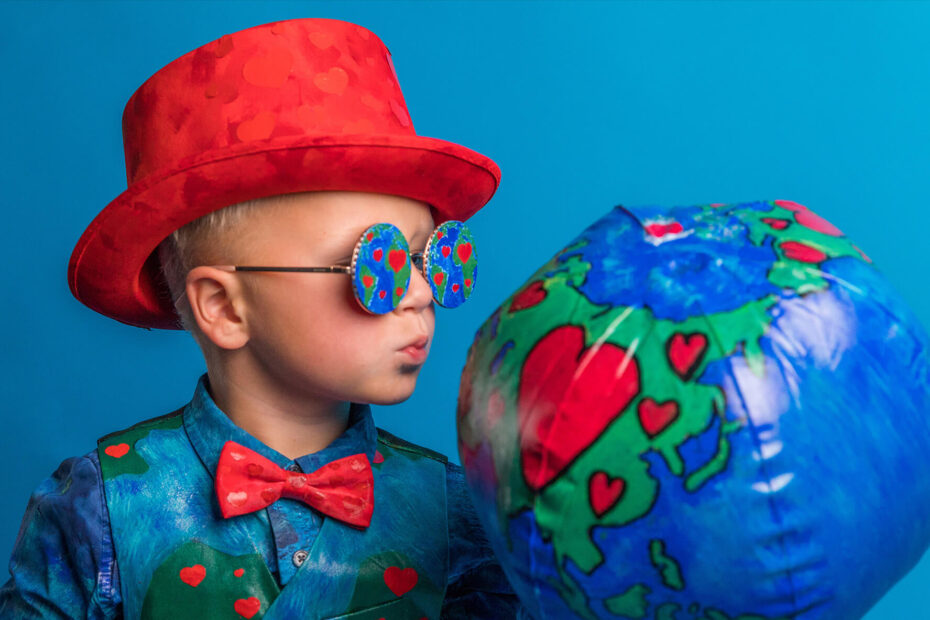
[292,549,309,567]
[286,463,301,472]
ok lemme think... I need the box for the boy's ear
[185,266,250,349]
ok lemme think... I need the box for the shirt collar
[184,374,377,478]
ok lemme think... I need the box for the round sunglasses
[216,220,477,314]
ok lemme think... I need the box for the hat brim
[68,133,501,329]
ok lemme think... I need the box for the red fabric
[68,18,500,329]
[214,441,374,528]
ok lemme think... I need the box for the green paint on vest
[141,540,280,619]
[98,410,183,480]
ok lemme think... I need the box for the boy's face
[226,191,436,406]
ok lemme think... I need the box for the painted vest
[97,410,449,619]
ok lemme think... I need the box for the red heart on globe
[644,221,683,237]
[637,398,680,437]
[362,275,374,288]
[509,281,547,312]
[667,332,707,379]
[774,199,808,212]
[519,325,640,490]
[104,443,130,458]
[442,246,451,258]
[457,243,472,264]
[384,566,418,596]
[373,248,383,262]
[780,240,827,263]
[795,209,842,236]
[179,564,206,587]
[234,596,261,618]
[761,217,790,230]
[589,471,626,517]
[388,249,407,272]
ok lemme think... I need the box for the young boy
[1,18,519,619]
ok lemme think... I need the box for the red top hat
[68,18,500,330]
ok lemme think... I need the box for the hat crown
[122,19,415,185]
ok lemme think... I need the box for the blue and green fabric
[0,376,521,619]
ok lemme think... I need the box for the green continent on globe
[458,201,871,618]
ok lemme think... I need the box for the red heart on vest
[637,398,679,438]
[234,596,261,618]
[242,47,293,88]
[518,325,640,490]
[667,332,707,379]
[589,471,626,517]
[104,443,130,458]
[179,564,206,587]
[457,243,472,264]
[384,566,418,597]
[313,66,349,94]
[509,281,546,312]
[234,568,245,578]
[780,240,827,263]
[388,249,407,272]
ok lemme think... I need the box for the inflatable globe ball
[457,200,930,619]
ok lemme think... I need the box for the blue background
[1,1,927,616]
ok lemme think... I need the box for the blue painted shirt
[0,376,520,618]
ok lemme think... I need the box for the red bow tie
[215,441,374,528]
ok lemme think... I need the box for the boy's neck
[205,367,352,461]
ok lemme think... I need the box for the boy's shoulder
[375,427,449,464]
[97,408,185,445]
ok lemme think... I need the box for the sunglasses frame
[213,221,475,315]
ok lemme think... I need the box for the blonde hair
[157,195,281,332]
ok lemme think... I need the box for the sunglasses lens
[424,220,477,308]
[351,223,411,314]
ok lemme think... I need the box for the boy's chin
[362,375,420,406]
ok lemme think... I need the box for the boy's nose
[397,265,433,312]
